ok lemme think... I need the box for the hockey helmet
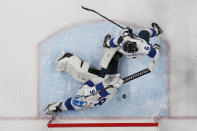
[123,41,138,53]
[72,95,87,108]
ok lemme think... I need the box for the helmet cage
[123,41,138,53]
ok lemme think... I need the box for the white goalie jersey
[62,74,123,111]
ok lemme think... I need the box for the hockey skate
[44,101,63,116]
[103,34,111,48]
[151,23,162,36]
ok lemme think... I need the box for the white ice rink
[0,0,197,131]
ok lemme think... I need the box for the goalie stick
[45,67,152,116]
[84,58,155,98]
[45,60,154,116]
[84,68,151,98]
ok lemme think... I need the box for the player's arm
[103,34,123,48]
[146,44,160,60]
[44,95,87,116]
[147,44,160,71]
[103,27,133,48]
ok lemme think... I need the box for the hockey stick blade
[81,6,125,29]
[81,6,94,12]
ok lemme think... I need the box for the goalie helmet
[122,41,138,53]
[72,95,87,108]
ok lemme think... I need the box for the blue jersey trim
[148,47,156,58]
[84,80,95,87]
[109,38,117,47]
[65,97,75,110]
[150,28,157,37]
[95,82,109,97]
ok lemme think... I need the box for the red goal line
[48,122,159,128]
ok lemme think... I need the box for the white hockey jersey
[62,74,123,110]
[107,35,158,59]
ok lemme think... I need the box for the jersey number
[90,90,96,96]
[94,97,106,106]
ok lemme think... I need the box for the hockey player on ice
[102,23,161,62]
[44,23,162,116]
[45,51,124,115]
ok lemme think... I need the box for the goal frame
[47,118,159,128]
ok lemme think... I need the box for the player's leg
[88,68,100,76]
[138,23,162,43]
[89,47,123,77]
[99,51,122,78]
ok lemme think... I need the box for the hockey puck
[122,94,127,99]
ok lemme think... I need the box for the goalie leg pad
[56,52,74,71]
[56,52,98,83]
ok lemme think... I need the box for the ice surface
[39,22,168,117]
[1,0,197,130]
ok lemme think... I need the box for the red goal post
[48,122,158,128]
[47,118,159,128]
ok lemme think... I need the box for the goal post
[48,122,158,128]
[47,117,159,131]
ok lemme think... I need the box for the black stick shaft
[84,68,151,98]
[81,6,125,29]
[123,68,151,83]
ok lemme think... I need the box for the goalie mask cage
[47,118,159,131]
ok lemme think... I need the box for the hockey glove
[103,34,111,48]
[103,74,124,88]
[122,26,133,37]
